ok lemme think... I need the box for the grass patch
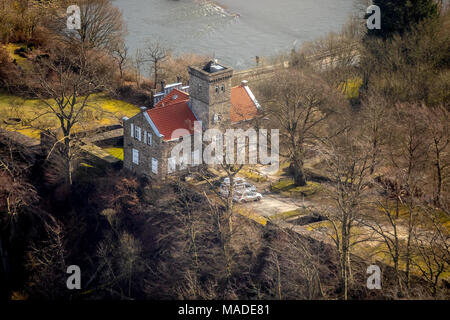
[105,147,124,160]
[80,162,94,168]
[5,43,28,64]
[236,207,268,226]
[239,169,268,183]
[377,203,450,232]
[0,93,140,139]
[269,208,306,221]
[271,179,322,196]
[306,220,332,232]
[340,77,363,100]
[89,94,141,119]
[436,209,450,230]
[274,161,291,176]
[305,219,450,281]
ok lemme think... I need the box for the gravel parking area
[238,194,308,218]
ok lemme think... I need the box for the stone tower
[188,60,233,129]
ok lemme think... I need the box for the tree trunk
[64,137,73,185]
[153,62,158,90]
[291,162,307,186]
[434,141,442,207]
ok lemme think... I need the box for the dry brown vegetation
[0,0,449,301]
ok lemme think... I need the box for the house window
[215,85,219,93]
[168,156,176,173]
[151,157,158,174]
[135,126,141,141]
[197,84,202,93]
[221,84,225,92]
[132,148,139,165]
[130,123,134,138]
[147,132,153,146]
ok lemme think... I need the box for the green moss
[340,77,363,100]
[0,93,140,139]
[271,179,322,196]
[269,209,306,221]
[80,162,94,168]
[239,169,268,182]
[236,207,268,226]
[5,43,27,63]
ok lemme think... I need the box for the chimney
[176,76,182,84]
[160,80,166,92]
[241,80,248,87]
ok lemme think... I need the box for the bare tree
[142,40,170,89]
[26,216,68,299]
[204,191,237,282]
[52,0,125,51]
[424,106,449,208]
[359,91,390,174]
[133,48,144,89]
[96,231,144,299]
[387,104,429,292]
[319,126,374,300]
[26,44,112,185]
[258,69,343,186]
[112,41,128,80]
[0,136,40,298]
[361,185,406,296]
[413,207,450,298]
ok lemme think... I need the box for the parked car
[222,177,246,186]
[233,190,263,203]
[220,182,256,196]
[235,183,257,193]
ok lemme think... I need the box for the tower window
[215,85,219,93]
[221,84,225,92]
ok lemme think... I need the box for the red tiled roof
[148,85,259,138]
[147,101,197,141]
[230,85,259,122]
[154,88,189,108]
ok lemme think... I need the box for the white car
[233,191,263,203]
[222,177,246,186]
[235,183,257,193]
[220,182,256,196]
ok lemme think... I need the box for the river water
[113,0,364,70]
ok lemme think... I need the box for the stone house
[123,60,262,179]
